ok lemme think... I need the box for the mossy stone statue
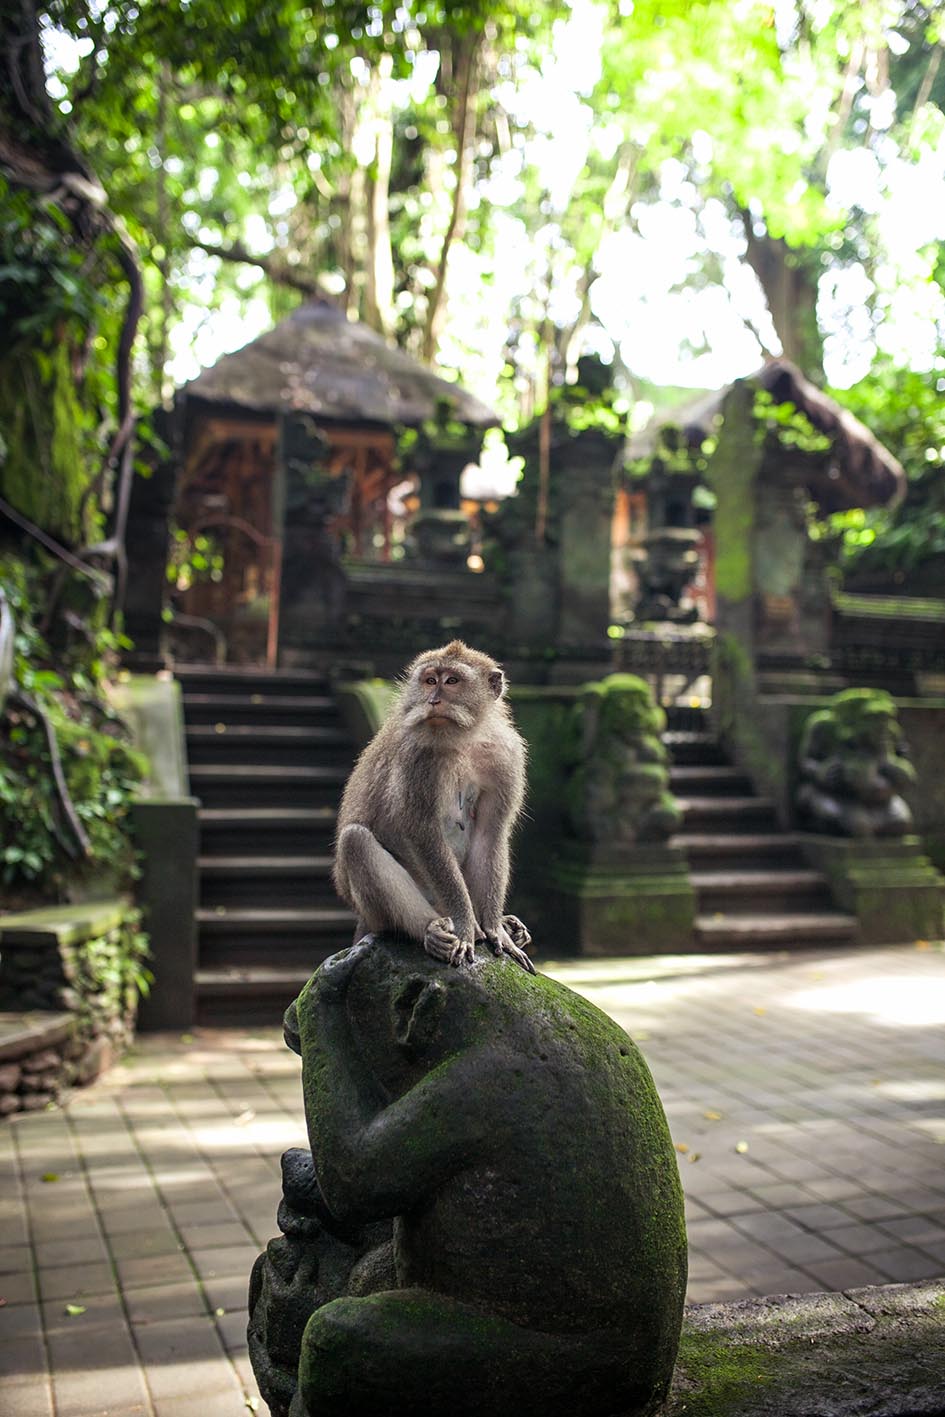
[566,673,682,845]
[248,934,687,1417]
[796,688,916,837]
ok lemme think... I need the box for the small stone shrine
[548,675,694,954]
[795,689,944,944]
[248,934,687,1417]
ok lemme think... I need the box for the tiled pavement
[1,942,944,1416]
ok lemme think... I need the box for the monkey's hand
[484,920,536,975]
[423,916,476,969]
[501,914,532,949]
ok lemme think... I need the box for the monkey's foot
[501,914,532,949]
[485,923,536,975]
[423,917,475,968]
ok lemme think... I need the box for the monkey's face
[401,658,493,733]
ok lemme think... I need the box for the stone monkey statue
[565,674,682,846]
[796,688,916,837]
[248,935,688,1417]
[333,640,533,972]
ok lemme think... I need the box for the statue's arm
[302,988,495,1225]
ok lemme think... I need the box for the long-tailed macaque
[333,641,533,973]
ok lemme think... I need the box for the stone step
[182,692,338,727]
[663,731,727,766]
[196,906,356,970]
[185,723,352,767]
[189,763,348,808]
[198,854,335,909]
[678,796,779,830]
[194,964,333,1027]
[691,869,833,914]
[664,705,708,733]
[196,906,354,932]
[198,805,338,855]
[198,854,333,875]
[674,832,807,865]
[669,765,753,795]
[694,912,859,948]
[176,664,330,697]
[691,869,828,893]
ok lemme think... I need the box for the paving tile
[798,1257,892,1290]
[34,1235,108,1268]
[841,1193,912,1221]
[106,1228,184,1260]
[177,1221,254,1251]
[124,1279,210,1325]
[0,1373,55,1417]
[834,1218,917,1255]
[42,1293,126,1333]
[0,1331,48,1379]
[0,1300,43,1340]
[115,1253,194,1290]
[0,1267,37,1305]
[136,1315,242,1400]
[868,1247,945,1283]
[190,1244,260,1282]
[37,1262,116,1302]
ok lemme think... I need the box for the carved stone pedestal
[549,842,696,955]
[798,835,944,944]
[247,935,687,1417]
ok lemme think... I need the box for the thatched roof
[182,300,498,428]
[626,360,905,511]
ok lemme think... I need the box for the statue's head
[594,674,663,740]
[831,688,901,753]
[305,937,484,1101]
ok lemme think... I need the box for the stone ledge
[0,1011,73,1063]
[668,1279,945,1416]
[0,898,129,948]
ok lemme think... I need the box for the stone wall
[0,899,144,1116]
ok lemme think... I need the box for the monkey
[333,641,534,973]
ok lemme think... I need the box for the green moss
[674,1332,775,1416]
[707,382,765,604]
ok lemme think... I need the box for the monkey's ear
[488,669,506,699]
[393,976,447,1058]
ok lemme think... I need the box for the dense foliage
[826,363,945,580]
[0,556,146,907]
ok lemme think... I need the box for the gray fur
[333,641,533,972]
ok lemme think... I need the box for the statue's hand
[423,916,475,968]
[485,918,536,975]
[316,936,376,1003]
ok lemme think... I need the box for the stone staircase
[664,708,859,950]
[178,666,358,1025]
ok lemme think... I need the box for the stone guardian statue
[248,934,687,1417]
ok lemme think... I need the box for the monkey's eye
[445,675,459,685]
[425,676,437,686]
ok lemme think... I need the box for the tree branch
[187,236,323,296]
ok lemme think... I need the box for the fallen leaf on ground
[179,1034,195,1044]
[65,1304,86,1317]
[234,1110,255,1126]
[674,1142,690,1154]
[753,1006,766,1016]
[215,1307,226,1317]
[915,940,930,950]
[735,1141,750,1154]
[703,1110,723,1121]
[40,1173,59,1183]
[688,1152,701,1163]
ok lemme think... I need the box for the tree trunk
[741,215,824,381]
[421,33,481,364]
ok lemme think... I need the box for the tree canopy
[2,0,944,529]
